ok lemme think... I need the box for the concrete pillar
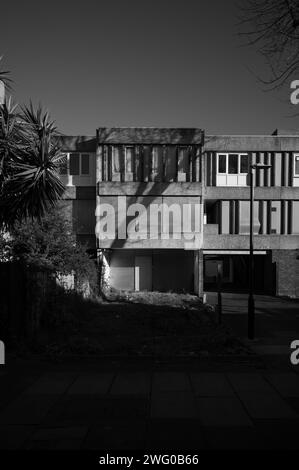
[0,341,4,364]
[194,249,204,297]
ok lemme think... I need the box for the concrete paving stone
[151,392,197,419]
[110,372,150,395]
[42,397,108,425]
[190,373,235,397]
[238,392,298,420]
[83,421,147,450]
[24,439,58,450]
[44,396,149,424]
[31,425,88,440]
[265,373,299,397]
[254,420,299,450]
[54,438,84,450]
[196,397,253,427]
[24,373,76,395]
[203,426,260,449]
[228,373,276,394]
[0,395,59,425]
[152,372,191,392]
[146,419,205,450]
[0,425,35,449]
[102,396,149,420]
[67,374,113,395]
[284,397,299,413]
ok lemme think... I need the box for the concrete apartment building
[58,127,299,298]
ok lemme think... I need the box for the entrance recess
[135,256,152,291]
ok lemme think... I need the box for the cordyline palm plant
[0,55,12,94]
[0,59,65,228]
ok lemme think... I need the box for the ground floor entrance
[108,249,195,293]
[203,251,275,294]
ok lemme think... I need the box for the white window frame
[67,152,90,176]
[294,153,299,176]
[216,153,248,175]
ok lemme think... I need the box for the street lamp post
[248,162,272,340]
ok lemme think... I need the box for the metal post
[248,167,255,339]
[217,262,222,324]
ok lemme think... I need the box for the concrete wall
[272,250,299,297]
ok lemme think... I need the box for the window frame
[294,153,299,176]
[216,153,249,175]
[64,152,90,177]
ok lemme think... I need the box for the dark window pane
[69,153,80,175]
[240,154,248,173]
[81,154,89,175]
[218,154,226,173]
[178,147,188,172]
[228,154,238,174]
[295,155,299,175]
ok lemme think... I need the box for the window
[178,147,188,171]
[69,153,80,175]
[217,153,248,174]
[64,153,90,176]
[294,154,299,176]
[228,154,238,174]
[218,154,226,173]
[240,154,249,173]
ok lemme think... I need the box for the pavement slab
[110,372,151,395]
[83,420,147,450]
[151,391,196,419]
[237,392,298,420]
[67,373,114,395]
[152,372,191,392]
[190,373,235,397]
[196,397,253,427]
[146,419,205,450]
[265,373,299,397]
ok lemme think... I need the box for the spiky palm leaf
[0,56,12,92]
[0,99,66,227]
[0,98,23,188]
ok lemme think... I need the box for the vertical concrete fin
[0,340,4,365]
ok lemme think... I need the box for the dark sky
[1,0,297,135]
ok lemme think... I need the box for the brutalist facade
[58,127,299,298]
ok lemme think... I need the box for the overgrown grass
[36,290,251,358]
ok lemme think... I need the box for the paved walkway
[0,362,299,450]
[0,293,298,450]
[206,293,299,361]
